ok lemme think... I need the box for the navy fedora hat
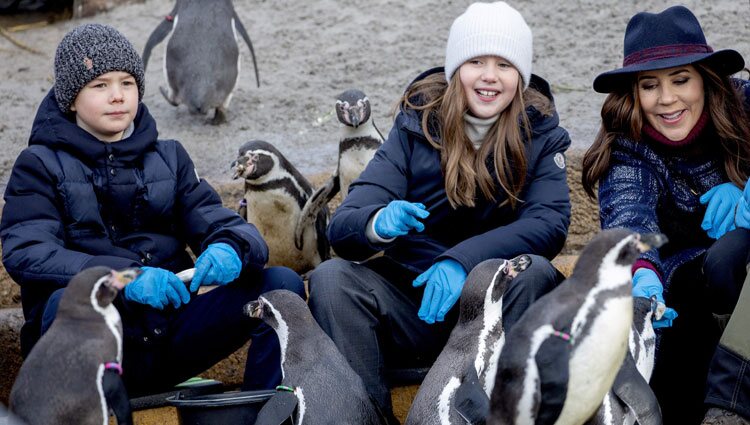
[593,5,744,93]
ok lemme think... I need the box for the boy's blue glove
[735,179,750,229]
[700,182,741,239]
[632,268,678,329]
[190,243,242,292]
[374,201,430,239]
[413,259,467,324]
[123,266,191,309]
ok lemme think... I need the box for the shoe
[702,407,750,425]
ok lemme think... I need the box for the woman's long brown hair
[400,71,552,209]
[582,63,750,198]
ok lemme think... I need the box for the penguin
[245,289,386,425]
[141,0,260,124]
[588,296,663,425]
[10,267,139,425]
[293,89,384,250]
[231,140,330,274]
[406,255,532,425]
[488,228,667,425]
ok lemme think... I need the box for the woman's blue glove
[123,266,191,309]
[700,182,741,239]
[190,243,242,292]
[735,179,750,229]
[413,259,467,324]
[374,201,430,239]
[632,268,678,329]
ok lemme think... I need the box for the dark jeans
[307,255,563,420]
[41,266,305,397]
[650,229,750,424]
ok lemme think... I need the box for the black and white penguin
[589,296,663,425]
[231,140,329,274]
[10,267,139,425]
[488,228,667,425]
[293,89,384,250]
[245,289,386,425]
[406,255,532,425]
[141,0,260,124]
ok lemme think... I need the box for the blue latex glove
[632,268,678,329]
[700,182,741,239]
[123,266,191,309]
[374,201,430,239]
[190,243,242,292]
[735,178,750,229]
[413,259,467,324]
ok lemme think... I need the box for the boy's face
[70,71,139,142]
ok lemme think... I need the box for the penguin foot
[211,108,227,125]
[159,86,178,106]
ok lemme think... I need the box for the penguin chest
[244,191,320,271]
[557,296,632,425]
[338,147,376,195]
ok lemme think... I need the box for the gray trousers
[307,255,564,419]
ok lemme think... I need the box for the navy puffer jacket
[328,68,571,274]
[1,90,268,354]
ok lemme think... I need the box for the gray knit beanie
[444,2,532,89]
[54,23,145,112]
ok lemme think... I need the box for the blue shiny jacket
[1,90,268,353]
[328,68,572,274]
[598,79,750,286]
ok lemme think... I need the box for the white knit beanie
[444,2,532,89]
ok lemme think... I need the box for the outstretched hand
[700,182,741,239]
[190,243,242,292]
[413,259,467,324]
[632,268,677,328]
[374,201,430,239]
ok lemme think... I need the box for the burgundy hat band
[623,43,713,67]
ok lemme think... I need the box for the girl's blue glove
[190,243,242,292]
[413,259,467,324]
[374,201,430,239]
[735,179,750,229]
[632,268,678,328]
[700,182,741,239]
[124,267,191,309]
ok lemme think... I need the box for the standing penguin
[488,228,667,425]
[231,140,329,274]
[10,267,139,425]
[294,89,384,250]
[589,296,663,425]
[406,255,532,425]
[141,0,260,124]
[245,289,386,425]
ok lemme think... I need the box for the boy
[0,23,304,396]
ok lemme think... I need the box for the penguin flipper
[611,351,662,425]
[535,334,570,425]
[232,11,261,88]
[142,11,175,70]
[254,391,298,425]
[103,368,133,425]
[294,176,339,250]
[453,366,489,424]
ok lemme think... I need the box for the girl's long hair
[582,63,750,198]
[400,71,552,209]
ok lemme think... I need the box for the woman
[583,6,750,424]
[307,2,571,422]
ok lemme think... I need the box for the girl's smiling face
[459,55,519,119]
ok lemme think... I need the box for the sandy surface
[1,0,749,193]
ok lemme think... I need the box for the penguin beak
[110,268,140,290]
[636,233,668,252]
[244,300,263,319]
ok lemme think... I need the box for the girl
[307,2,571,422]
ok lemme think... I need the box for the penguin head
[231,140,279,181]
[572,228,667,283]
[58,266,139,316]
[336,89,371,128]
[244,289,309,331]
[459,255,532,323]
